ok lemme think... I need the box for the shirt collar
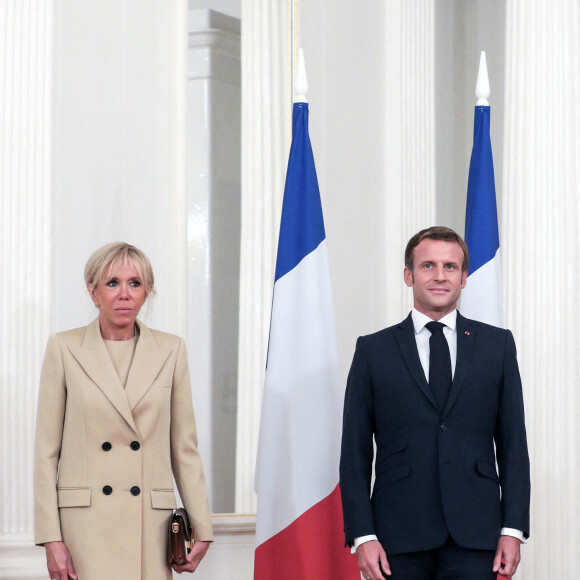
[411,308,458,334]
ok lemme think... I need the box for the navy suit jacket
[339,312,530,555]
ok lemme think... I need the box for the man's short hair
[404,226,470,273]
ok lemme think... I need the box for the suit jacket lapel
[395,313,439,411]
[443,311,474,418]
[125,320,172,411]
[68,318,139,434]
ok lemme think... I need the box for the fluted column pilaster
[0,0,52,574]
[503,1,580,577]
[400,0,436,310]
[235,0,289,513]
[235,0,437,512]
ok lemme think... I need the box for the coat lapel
[443,311,474,418]
[125,320,173,411]
[395,313,439,411]
[68,318,139,434]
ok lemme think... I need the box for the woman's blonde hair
[84,242,156,296]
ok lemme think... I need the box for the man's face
[404,239,467,320]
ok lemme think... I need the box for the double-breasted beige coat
[34,318,213,579]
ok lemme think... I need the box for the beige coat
[34,319,213,579]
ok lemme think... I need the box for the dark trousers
[387,535,496,580]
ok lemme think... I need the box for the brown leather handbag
[167,508,194,566]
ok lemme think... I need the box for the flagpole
[254,49,360,580]
[289,0,300,137]
[294,48,308,103]
[461,50,503,328]
[475,51,490,106]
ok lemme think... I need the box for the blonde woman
[34,242,212,579]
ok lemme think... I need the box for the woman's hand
[172,540,211,574]
[44,541,78,580]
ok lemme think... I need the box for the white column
[187,8,241,514]
[235,0,289,513]
[0,0,53,575]
[235,0,437,512]
[401,0,436,228]
[400,0,436,311]
[503,1,579,578]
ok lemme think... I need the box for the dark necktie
[425,321,452,410]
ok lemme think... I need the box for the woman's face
[90,262,148,340]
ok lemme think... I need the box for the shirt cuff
[501,528,527,543]
[351,534,378,554]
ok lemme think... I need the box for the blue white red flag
[463,101,517,579]
[461,105,503,328]
[254,102,359,579]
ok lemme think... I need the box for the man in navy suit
[340,227,530,579]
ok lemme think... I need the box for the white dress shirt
[352,309,525,552]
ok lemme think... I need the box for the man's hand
[172,540,211,574]
[44,541,78,580]
[356,539,391,579]
[493,535,522,578]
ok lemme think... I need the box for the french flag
[253,96,359,579]
[460,102,503,328]
[460,55,511,580]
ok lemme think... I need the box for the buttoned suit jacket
[34,318,213,580]
[339,312,530,555]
